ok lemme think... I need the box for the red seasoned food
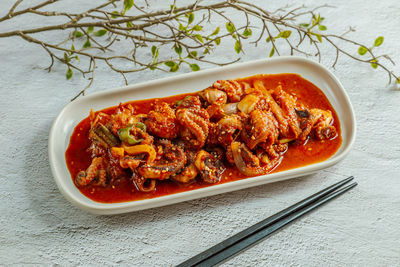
[66,74,342,203]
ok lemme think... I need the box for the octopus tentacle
[145,102,179,139]
[172,163,198,183]
[194,150,225,183]
[119,155,141,170]
[188,112,209,142]
[213,80,244,102]
[176,108,210,149]
[131,172,156,192]
[231,142,279,176]
[244,109,279,150]
[138,140,187,180]
[92,169,107,186]
[299,108,336,140]
[208,115,242,147]
[75,157,107,187]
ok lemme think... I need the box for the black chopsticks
[177,176,357,267]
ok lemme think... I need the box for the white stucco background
[1,0,399,266]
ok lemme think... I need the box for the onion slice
[222,103,239,115]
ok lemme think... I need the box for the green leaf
[94,29,107,37]
[73,31,83,38]
[66,67,73,80]
[151,45,157,56]
[188,13,194,24]
[64,52,70,63]
[299,23,309,28]
[192,25,202,31]
[396,77,400,84]
[234,41,241,54]
[190,64,200,71]
[149,65,156,70]
[87,26,94,34]
[154,48,159,60]
[179,23,186,31]
[318,25,327,31]
[266,36,271,43]
[126,21,133,29]
[111,11,120,19]
[170,64,179,72]
[164,61,176,68]
[124,0,134,13]
[226,22,235,33]
[214,37,221,45]
[278,30,291,39]
[194,34,204,43]
[188,51,198,58]
[243,28,252,37]
[358,46,368,56]
[170,4,177,14]
[314,33,322,43]
[370,59,378,69]
[211,27,220,36]
[374,36,384,47]
[75,55,79,61]
[71,44,75,51]
[174,44,182,55]
[203,48,209,54]
[83,39,91,48]
[269,46,275,57]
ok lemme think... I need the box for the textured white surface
[1,0,399,266]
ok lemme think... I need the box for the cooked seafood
[66,74,341,203]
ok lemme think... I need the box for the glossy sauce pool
[65,74,342,203]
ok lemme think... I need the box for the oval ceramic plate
[49,56,356,215]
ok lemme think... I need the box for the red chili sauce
[65,74,342,203]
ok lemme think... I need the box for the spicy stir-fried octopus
[75,77,337,192]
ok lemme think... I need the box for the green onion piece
[126,137,143,145]
[135,122,146,131]
[117,124,143,145]
[98,123,119,146]
[118,127,130,140]
[175,95,191,107]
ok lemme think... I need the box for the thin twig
[0,0,397,100]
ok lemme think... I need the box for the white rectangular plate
[49,56,356,215]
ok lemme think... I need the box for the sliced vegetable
[278,138,295,144]
[222,103,238,115]
[135,122,146,131]
[199,88,227,104]
[122,144,156,163]
[231,141,267,176]
[91,123,119,147]
[237,94,259,114]
[117,122,146,145]
[111,147,124,158]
